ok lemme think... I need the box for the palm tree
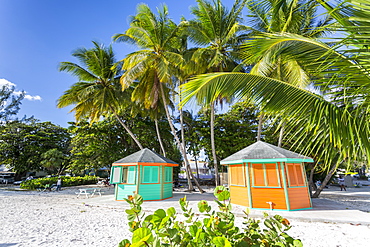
[180,0,370,197]
[130,95,169,157]
[243,0,332,146]
[113,4,204,192]
[184,0,248,186]
[57,41,144,150]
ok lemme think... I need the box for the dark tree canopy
[68,116,181,173]
[0,119,70,176]
[0,85,24,121]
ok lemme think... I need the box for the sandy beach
[1,184,370,247]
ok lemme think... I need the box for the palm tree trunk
[180,110,186,157]
[179,109,194,190]
[257,113,264,141]
[154,119,166,157]
[308,162,317,197]
[111,108,143,150]
[159,81,204,193]
[194,155,200,180]
[210,102,219,186]
[312,163,337,198]
[278,121,285,147]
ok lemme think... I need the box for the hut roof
[113,148,178,165]
[221,141,313,164]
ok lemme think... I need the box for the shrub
[119,186,302,247]
[359,175,369,180]
[20,176,98,190]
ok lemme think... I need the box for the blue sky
[0,0,238,127]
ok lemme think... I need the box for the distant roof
[113,148,178,165]
[221,141,313,164]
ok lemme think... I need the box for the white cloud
[0,78,42,101]
[0,78,16,88]
[24,95,42,101]
[13,91,24,96]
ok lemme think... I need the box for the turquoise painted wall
[139,184,162,200]
[116,184,136,200]
[163,183,173,198]
[113,165,175,201]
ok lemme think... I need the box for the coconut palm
[184,0,248,186]
[113,4,204,192]
[129,90,169,157]
[57,41,144,150]
[243,0,332,146]
[181,0,370,197]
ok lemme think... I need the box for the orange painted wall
[227,162,310,210]
[229,186,249,207]
[288,187,311,209]
[250,187,287,209]
[229,165,245,186]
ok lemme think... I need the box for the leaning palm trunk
[312,163,337,198]
[111,107,144,150]
[308,162,317,197]
[210,102,219,186]
[159,82,204,193]
[154,119,166,157]
[194,156,200,179]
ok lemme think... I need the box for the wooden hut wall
[285,163,312,210]
[163,166,174,199]
[249,163,287,210]
[225,161,312,210]
[138,165,162,200]
[228,164,250,207]
[115,184,137,200]
[111,165,137,201]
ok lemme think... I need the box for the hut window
[142,166,159,183]
[253,164,265,186]
[265,164,279,187]
[121,168,128,183]
[286,163,305,187]
[230,165,244,186]
[164,167,172,182]
[127,166,136,184]
[110,166,122,184]
[252,163,280,187]
[110,166,136,184]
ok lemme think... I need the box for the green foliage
[0,84,24,121]
[40,148,69,175]
[58,41,126,123]
[0,119,71,175]
[68,117,181,173]
[119,186,302,247]
[195,101,279,166]
[20,176,97,190]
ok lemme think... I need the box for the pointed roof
[221,141,313,164]
[113,148,178,165]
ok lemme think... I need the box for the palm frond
[181,72,370,159]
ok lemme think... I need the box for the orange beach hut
[221,141,313,211]
[110,148,178,201]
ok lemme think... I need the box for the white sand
[1,186,370,247]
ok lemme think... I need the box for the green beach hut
[110,148,178,201]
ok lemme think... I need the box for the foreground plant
[119,186,302,247]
